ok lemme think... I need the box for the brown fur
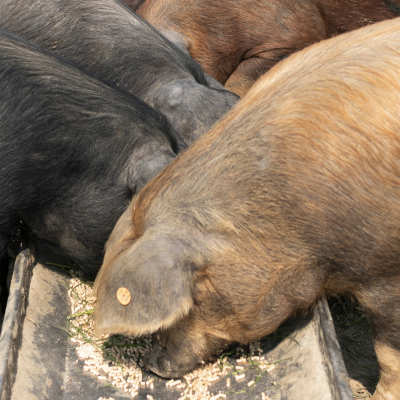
[94,18,400,397]
[373,344,400,400]
[133,0,400,96]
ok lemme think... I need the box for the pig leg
[373,345,400,400]
[356,281,400,400]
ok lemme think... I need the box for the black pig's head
[145,80,239,145]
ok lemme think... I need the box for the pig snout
[144,326,230,378]
[143,342,198,378]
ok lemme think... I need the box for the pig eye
[116,287,131,305]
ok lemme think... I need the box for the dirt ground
[328,297,379,399]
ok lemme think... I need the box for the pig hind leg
[357,281,400,400]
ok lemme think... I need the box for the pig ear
[158,29,191,56]
[94,237,194,337]
[127,151,177,195]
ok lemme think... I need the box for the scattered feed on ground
[66,273,281,400]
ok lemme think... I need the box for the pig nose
[143,344,180,378]
[143,348,159,374]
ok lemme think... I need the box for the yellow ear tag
[116,287,131,305]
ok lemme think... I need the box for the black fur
[386,0,400,15]
[0,30,186,274]
[0,0,238,143]
[121,0,146,11]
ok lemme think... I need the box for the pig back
[0,30,182,274]
[135,17,400,278]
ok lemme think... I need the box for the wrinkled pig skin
[94,18,400,400]
[0,0,238,144]
[0,30,186,275]
[135,0,400,96]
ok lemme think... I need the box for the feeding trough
[0,243,353,400]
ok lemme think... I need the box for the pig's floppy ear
[127,151,177,195]
[94,236,194,337]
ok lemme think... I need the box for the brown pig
[93,18,400,400]
[134,0,400,96]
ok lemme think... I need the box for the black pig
[94,18,400,400]
[0,0,238,144]
[0,30,186,275]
